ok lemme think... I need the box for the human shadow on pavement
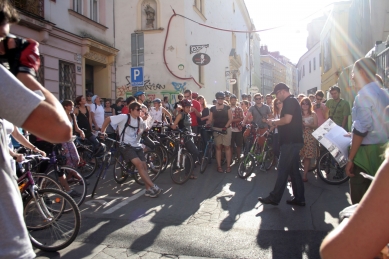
[255,170,351,259]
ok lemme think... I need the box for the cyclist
[0,2,72,258]
[171,99,200,179]
[100,102,162,197]
[208,91,233,173]
[149,98,172,125]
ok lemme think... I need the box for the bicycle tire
[317,151,349,185]
[133,150,162,185]
[24,188,81,252]
[33,173,62,190]
[46,166,87,209]
[238,155,255,179]
[243,137,253,157]
[91,156,107,198]
[200,143,212,174]
[170,150,193,184]
[263,150,275,171]
[154,145,169,173]
[113,154,129,184]
[78,147,97,179]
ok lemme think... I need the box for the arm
[11,126,46,156]
[268,114,293,127]
[100,116,112,134]
[162,107,172,122]
[112,108,116,116]
[207,110,213,125]
[86,106,93,132]
[191,103,202,118]
[242,111,252,125]
[225,109,233,128]
[321,158,389,259]
[72,114,85,139]
[345,134,364,177]
[171,113,182,129]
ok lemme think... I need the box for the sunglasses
[134,108,141,111]
[301,103,309,106]
[255,98,262,100]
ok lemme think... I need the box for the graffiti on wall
[116,79,187,105]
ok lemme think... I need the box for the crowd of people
[2,0,389,257]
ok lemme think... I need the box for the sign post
[130,67,144,92]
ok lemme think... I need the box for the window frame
[59,60,76,102]
[90,0,99,22]
[131,33,144,67]
[73,0,82,14]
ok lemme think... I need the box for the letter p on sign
[130,67,144,87]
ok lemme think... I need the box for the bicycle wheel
[91,155,110,198]
[243,137,253,157]
[78,147,97,179]
[200,144,212,174]
[46,166,87,209]
[170,150,193,184]
[113,153,129,184]
[238,155,255,179]
[317,151,349,185]
[133,150,162,185]
[154,145,168,173]
[263,150,275,171]
[24,188,81,252]
[33,173,62,190]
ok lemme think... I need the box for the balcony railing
[11,0,44,18]
[376,47,389,89]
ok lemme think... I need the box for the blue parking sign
[130,67,144,87]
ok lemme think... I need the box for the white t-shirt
[149,107,163,123]
[110,114,146,147]
[90,104,105,128]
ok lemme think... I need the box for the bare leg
[225,145,232,168]
[132,158,153,189]
[215,144,222,168]
[303,158,310,180]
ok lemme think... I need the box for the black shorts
[231,131,243,148]
[119,146,146,162]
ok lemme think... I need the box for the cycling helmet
[180,99,192,107]
[215,91,225,99]
[134,91,145,98]
[224,90,231,97]
[230,94,237,100]
[241,93,247,98]
[192,92,199,99]
[152,98,161,103]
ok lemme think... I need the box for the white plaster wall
[115,0,251,104]
[297,43,321,95]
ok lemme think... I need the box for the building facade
[297,42,321,95]
[251,32,261,95]
[261,54,287,93]
[10,0,118,101]
[114,0,252,104]
[260,60,273,96]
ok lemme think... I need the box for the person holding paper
[346,57,389,204]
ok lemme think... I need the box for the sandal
[217,167,224,173]
[226,167,231,173]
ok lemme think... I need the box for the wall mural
[116,78,187,105]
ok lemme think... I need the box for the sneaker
[145,188,158,198]
[67,189,81,198]
[151,184,162,196]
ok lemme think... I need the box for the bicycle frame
[244,129,270,163]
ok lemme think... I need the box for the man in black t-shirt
[258,83,305,207]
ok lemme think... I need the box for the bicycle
[33,143,87,208]
[169,129,196,184]
[91,135,163,197]
[18,155,81,252]
[238,123,274,179]
[316,150,348,184]
[199,126,227,173]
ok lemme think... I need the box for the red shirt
[190,99,201,126]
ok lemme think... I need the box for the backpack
[119,114,141,142]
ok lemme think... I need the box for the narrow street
[35,163,350,259]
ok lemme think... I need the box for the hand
[80,131,85,140]
[14,153,24,162]
[344,132,352,138]
[266,119,273,126]
[98,132,107,140]
[345,161,355,177]
[171,124,177,130]
[222,127,227,134]
[37,149,46,157]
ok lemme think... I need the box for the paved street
[35,162,350,259]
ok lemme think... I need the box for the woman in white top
[149,98,172,125]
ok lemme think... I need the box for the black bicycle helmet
[224,90,231,97]
[215,91,225,99]
[180,99,192,107]
[230,94,237,99]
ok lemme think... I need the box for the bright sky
[244,0,342,64]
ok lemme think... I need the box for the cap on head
[86,91,93,97]
[215,91,225,99]
[91,95,98,103]
[153,98,161,104]
[270,83,290,95]
[134,91,145,98]
[241,93,247,98]
[224,90,231,97]
[230,94,237,100]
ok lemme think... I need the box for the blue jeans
[269,143,305,203]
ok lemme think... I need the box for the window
[313,57,316,70]
[199,65,204,84]
[73,0,82,13]
[90,0,98,22]
[309,61,311,73]
[131,33,144,67]
[59,61,76,101]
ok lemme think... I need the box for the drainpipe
[113,0,117,99]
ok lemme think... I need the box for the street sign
[130,67,144,87]
[229,79,237,84]
[192,53,211,66]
